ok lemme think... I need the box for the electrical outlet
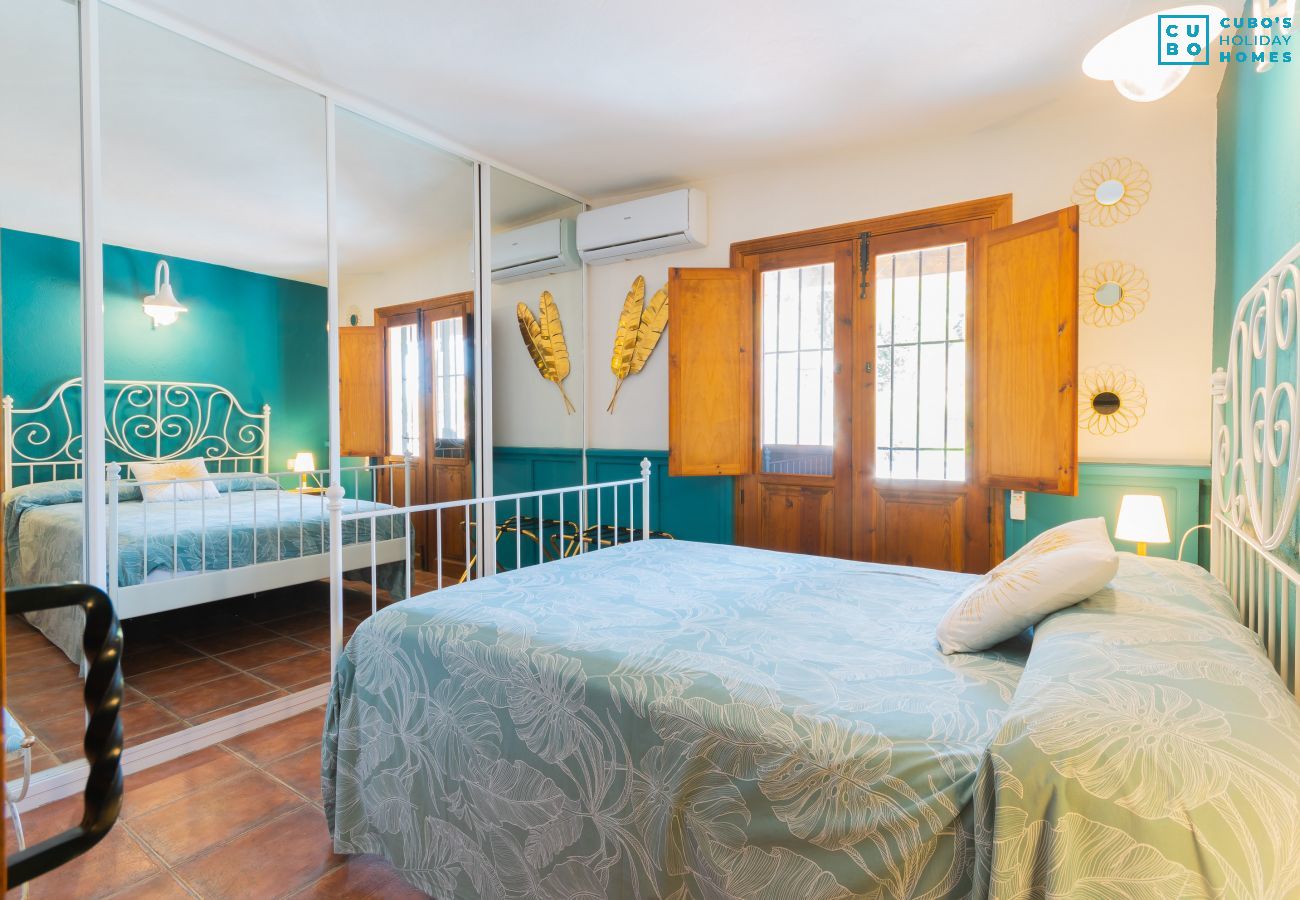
[1010,491,1027,521]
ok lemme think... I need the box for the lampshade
[1082,5,1226,102]
[289,452,316,473]
[143,260,187,327]
[1115,494,1170,544]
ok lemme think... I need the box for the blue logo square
[1158,14,1211,65]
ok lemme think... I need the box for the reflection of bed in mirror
[3,378,409,663]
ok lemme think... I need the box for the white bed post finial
[1210,368,1228,404]
[640,457,652,541]
[106,463,121,598]
[326,482,345,673]
[3,396,13,491]
[261,404,272,474]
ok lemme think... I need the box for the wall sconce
[1115,494,1170,556]
[1082,5,1226,102]
[143,260,187,327]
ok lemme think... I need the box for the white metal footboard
[326,458,654,668]
[105,459,412,619]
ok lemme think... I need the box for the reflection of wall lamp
[1083,5,1226,102]
[143,260,187,327]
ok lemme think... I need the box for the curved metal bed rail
[5,584,123,889]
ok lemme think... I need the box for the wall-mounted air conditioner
[576,188,707,265]
[491,218,580,283]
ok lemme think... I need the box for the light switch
[1010,491,1027,521]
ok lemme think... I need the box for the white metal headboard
[3,378,271,487]
[1211,240,1300,697]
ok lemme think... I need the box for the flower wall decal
[1079,365,1148,436]
[1072,158,1151,227]
[1079,260,1149,327]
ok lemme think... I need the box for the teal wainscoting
[585,449,734,545]
[489,447,733,568]
[1004,463,1211,566]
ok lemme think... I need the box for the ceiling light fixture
[1083,5,1227,102]
[143,260,187,327]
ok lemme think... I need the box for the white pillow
[128,458,221,503]
[936,517,1118,654]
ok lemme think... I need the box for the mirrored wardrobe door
[335,108,476,610]
[95,5,329,747]
[1,0,87,783]
[488,168,585,569]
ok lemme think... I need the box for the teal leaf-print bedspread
[4,480,406,662]
[324,543,1300,898]
[323,539,1031,898]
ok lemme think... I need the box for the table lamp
[289,452,316,490]
[1115,494,1169,556]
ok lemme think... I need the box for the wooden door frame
[728,195,1013,566]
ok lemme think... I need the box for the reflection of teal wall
[1005,464,1211,566]
[0,229,328,474]
[1213,33,1300,368]
[490,447,733,569]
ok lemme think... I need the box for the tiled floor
[5,573,442,780]
[4,705,429,899]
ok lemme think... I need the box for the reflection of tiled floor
[5,572,441,779]
[4,706,429,899]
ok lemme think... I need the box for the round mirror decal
[1079,366,1147,436]
[1080,261,1148,326]
[1072,157,1151,227]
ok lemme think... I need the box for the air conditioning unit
[490,218,580,283]
[576,188,707,265]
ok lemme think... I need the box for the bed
[322,538,1300,898]
[3,378,409,662]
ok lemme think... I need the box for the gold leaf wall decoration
[517,291,575,414]
[607,275,669,412]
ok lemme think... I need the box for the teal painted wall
[1213,27,1300,367]
[0,229,328,475]
[1004,464,1210,566]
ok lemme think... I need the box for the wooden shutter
[339,325,385,457]
[974,206,1079,495]
[667,267,754,476]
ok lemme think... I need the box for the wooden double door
[669,196,1079,574]
[341,292,474,579]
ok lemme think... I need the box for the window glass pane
[387,323,420,457]
[431,316,466,458]
[761,262,834,476]
[875,242,967,481]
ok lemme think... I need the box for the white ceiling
[126,0,1205,199]
[1,0,1220,281]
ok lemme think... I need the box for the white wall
[585,83,1217,465]
[338,235,474,325]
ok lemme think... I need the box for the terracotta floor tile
[264,744,323,802]
[264,610,330,637]
[8,822,161,899]
[182,623,281,655]
[153,673,282,721]
[290,853,427,899]
[5,679,85,726]
[248,650,331,690]
[6,628,58,654]
[123,745,252,820]
[7,742,59,781]
[123,642,205,677]
[27,709,89,757]
[129,657,240,698]
[6,659,80,696]
[186,690,288,725]
[129,769,303,866]
[223,706,325,766]
[215,635,315,670]
[174,805,343,900]
[104,870,195,899]
[7,641,77,674]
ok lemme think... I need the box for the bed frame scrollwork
[1211,240,1300,698]
[3,378,271,487]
